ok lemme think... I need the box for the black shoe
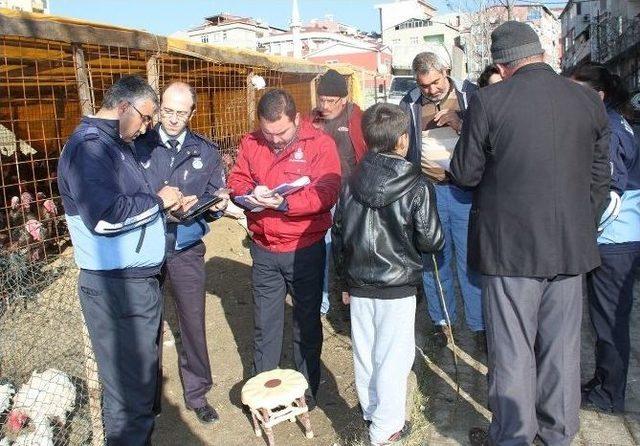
[473,330,488,354]
[305,392,317,411]
[190,403,220,424]
[581,376,600,395]
[428,324,451,349]
[468,427,489,446]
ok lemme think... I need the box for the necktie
[167,139,179,155]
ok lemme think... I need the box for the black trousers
[586,242,640,412]
[164,241,213,409]
[250,240,325,396]
[78,271,162,446]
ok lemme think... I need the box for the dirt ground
[152,216,640,446]
[152,216,367,446]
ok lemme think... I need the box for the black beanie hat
[491,21,543,64]
[317,69,348,97]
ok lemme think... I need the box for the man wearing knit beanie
[310,68,367,316]
[451,20,611,446]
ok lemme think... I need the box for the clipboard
[172,196,223,221]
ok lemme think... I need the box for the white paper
[421,127,459,172]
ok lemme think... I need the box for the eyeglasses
[317,97,342,106]
[160,107,192,120]
[128,102,153,125]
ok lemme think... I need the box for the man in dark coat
[450,21,611,445]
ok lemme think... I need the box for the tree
[448,0,517,78]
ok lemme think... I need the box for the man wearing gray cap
[451,21,611,445]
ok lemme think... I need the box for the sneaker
[371,421,411,445]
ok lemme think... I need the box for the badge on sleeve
[192,158,203,170]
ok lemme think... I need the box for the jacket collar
[512,62,555,77]
[149,125,201,156]
[408,76,464,104]
[248,119,318,145]
[82,116,125,145]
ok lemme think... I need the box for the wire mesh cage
[0,9,368,445]
[0,255,103,446]
[0,36,79,262]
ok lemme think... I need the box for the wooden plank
[146,54,159,96]
[0,13,166,53]
[72,44,94,116]
[246,72,256,130]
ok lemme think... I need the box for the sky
[51,0,455,36]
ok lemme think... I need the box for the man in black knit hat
[309,69,367,315]
[451,21,610,445]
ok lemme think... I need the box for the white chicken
[6,368,76,435]
[11,420,54,446]
[0,380,15,414]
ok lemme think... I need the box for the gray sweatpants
[350,295,416,445]
[483,275,582,446]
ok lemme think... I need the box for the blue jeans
[423,183,484,331]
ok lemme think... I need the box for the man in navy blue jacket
[136,81,227,424]
[58,75,183,445]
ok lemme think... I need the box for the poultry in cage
[5,368,76,441]
[7,193,49,261]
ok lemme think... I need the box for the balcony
[592,15,640,63]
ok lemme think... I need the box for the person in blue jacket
[135,81,228,424]
[58,75,183,445]
[572,63,640,413]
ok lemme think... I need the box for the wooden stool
[241,369,313,446]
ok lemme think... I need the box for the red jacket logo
[290,147,306,163]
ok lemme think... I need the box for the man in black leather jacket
[332,103,443,446]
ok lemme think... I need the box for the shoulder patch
[82,126,99,141]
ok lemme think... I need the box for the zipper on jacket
[135,225,147,253]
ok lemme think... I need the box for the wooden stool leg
[260,408,275,446]
[264,426,275,446]
[251,410,261,437]
[297,397,314,439]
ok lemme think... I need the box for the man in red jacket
[310,69,367,315]
[227,89,341,407]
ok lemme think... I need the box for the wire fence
[0,10,367,445]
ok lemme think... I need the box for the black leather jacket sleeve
[412,179,444,253]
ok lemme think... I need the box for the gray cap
[491,21,543,64]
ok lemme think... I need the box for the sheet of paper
[421,127,459,172]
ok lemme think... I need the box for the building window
[395,18,432,30]
[410,36,419,45]
[527,6,542,21]
[576,2,582,15]
[424,34,444,44]
[392,39,401,45]
[201,34,209,43]
[222,31,228,41]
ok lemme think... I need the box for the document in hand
[234,176,311,212]
[421,127,459,171]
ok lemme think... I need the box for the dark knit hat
[317,69,348,97]
[491,21,543,64]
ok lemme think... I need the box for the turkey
[11,420,54,446]
[0,379,15,414]
[6,369,76,435]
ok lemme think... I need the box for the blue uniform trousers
[78,270,162,446]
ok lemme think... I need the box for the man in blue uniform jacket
[58,75,183,445]
[136,81,228,424]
